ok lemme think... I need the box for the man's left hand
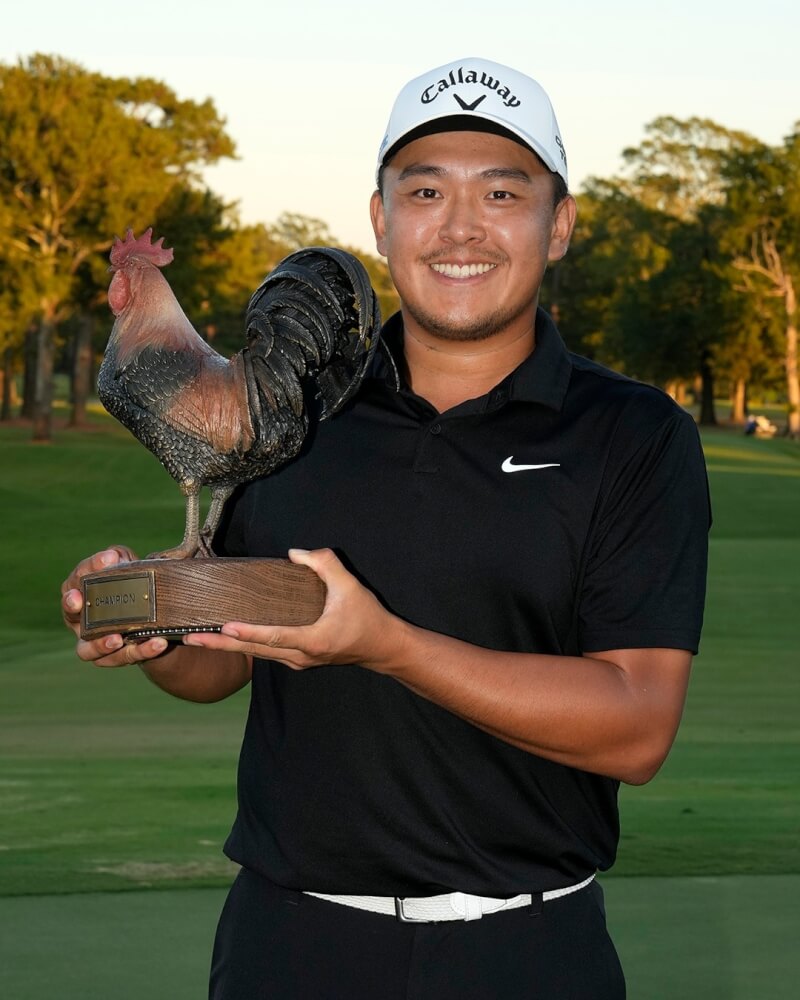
[183,548,406,672]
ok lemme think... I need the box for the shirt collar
[370,308,572,412]
[508,308,572,410]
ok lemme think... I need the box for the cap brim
[379,114,559,179]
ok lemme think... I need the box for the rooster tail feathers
[244,247,381,422]
[314,250,383,417]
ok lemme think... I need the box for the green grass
[0,636,244,896]
[615,427,800,876]
[1,420,799,896]
[1,418,244,896]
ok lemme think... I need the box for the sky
[3,0,798,253]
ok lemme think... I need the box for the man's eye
[489,190,513,200]
[415,188,438,199]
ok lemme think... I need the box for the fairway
[2,417,799,995]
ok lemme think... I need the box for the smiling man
[62,58,711,999]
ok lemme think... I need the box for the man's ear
[548,194,577,262]
[370,189,387,257]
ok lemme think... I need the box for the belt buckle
[394,897,429,923]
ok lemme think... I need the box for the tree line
[1,55,798,440]
[542,116,799,434]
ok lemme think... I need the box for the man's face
[370,130,575,345]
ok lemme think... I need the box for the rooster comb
[110,228,174,269]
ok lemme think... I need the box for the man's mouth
[430,262,497,279]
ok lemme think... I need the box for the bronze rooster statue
[98,229,381,559]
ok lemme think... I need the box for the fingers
[182,622,319,671]
[62,587,84,624]
[61,546,136,595]
[61,546,138,630]
[61,545,146,667]
[182,547,386,671]
[76,634,169,669]
[287,547,358,622]
[220,622,298,646]
[288,546,344,587]
[185,623,305,657]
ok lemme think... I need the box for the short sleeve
[578,408,711,654]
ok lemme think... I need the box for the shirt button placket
[412,420,443,473]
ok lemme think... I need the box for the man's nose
[438,194,486,244]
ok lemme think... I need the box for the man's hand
[60,547,169,667]
[183,548,408,671]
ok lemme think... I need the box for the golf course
[1,412,798,998]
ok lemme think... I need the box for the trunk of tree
[32,313,56,442]
[69,312,94,428]
[730,378,747,424]
[22,327,38,419]
[784,275,799,438]
[665,380,689,406]
[1,348,17,421]
[698,356,717,425]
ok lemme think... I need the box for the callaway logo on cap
[376,57,568,185]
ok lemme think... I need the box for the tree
[546,178,672,365]
[172,215,291,358]
[0,239,38,420]
[0,53,235,440]
[608,116,756,424]
[271,212,334,251]
[620,116,755,221]
[724,132,800,436]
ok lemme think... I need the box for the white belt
[304,873,595,923]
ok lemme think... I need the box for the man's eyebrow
[481,167,533,184]
[396,164,447,182]
[395,164,533,184]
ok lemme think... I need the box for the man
[62,58,710,999]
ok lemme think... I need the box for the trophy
[80,230,380,642]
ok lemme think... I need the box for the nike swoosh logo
[501,457,561,473]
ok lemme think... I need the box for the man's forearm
[375,618,691,785]
[140,643,252,703]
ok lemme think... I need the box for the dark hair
[550,170,569,209]
[377,158,569,211]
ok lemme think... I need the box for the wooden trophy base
[80,557,326,642]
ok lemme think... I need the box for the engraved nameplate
[83,571,156,629]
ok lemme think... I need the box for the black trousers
[209,868,625,999]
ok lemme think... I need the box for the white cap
[376,58,568,186]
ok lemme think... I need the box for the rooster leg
[197,485,236,556]
[147,481,202,560]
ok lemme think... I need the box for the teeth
[431,262,496,278]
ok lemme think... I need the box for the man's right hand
[61,547,252,701]
[60,546,169,668]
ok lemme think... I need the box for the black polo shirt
[215,308,710,896]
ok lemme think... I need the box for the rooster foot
[145,540,199,561]
[194,532,217,559]
[145,483,203,559]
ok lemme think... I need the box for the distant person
[745,413,778,437]
[63,57,711,999]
